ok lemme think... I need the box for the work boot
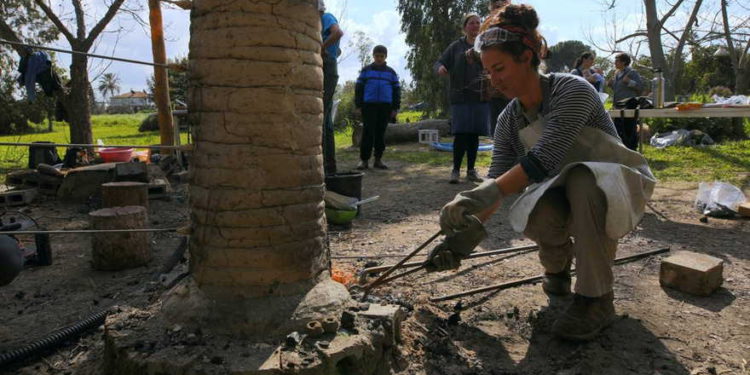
[449,169,460,184]
[542,268,572,296]
[356,160,369,170]
[466,169,483,182]
[373,158,388,169]
[552,291,616,341]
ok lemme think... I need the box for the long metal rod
[375,265,426,286]
[0,142,187,150]
[361,244,539,275]
[0,38,168,68]
[364,230,441,292]
[0,228,179,235]
[429,247,670,302]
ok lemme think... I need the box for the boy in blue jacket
[355,45,401,170]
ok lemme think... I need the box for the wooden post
[101,182,149,209]
[89,206,150,270]
[148,0,174,153]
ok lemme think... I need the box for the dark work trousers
[453,133,479,171]
[489,97,510,138]
[614,117,638,151]
[322,56,339,175]
[360,103,392,161]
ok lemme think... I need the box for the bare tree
[588,0,705,97]
[712,0,749,93]
[0,0,127,146]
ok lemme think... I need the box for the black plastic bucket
[325,172,364,200]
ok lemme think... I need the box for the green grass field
[0,114,189,176]
[2,114,746,187]
[335,126,750,186]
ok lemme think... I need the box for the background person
[570,52,601,91]
[425,4,656,342]
[319,0,344,175]
[435,13,491,184]
[485,0,513,138]
[355,45,401,170]
[608,52,643,151]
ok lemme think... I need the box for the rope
[0,142,192,150]
[0,39,186,70]
[0,228,181,235]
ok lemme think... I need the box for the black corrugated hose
[0,309,109,368]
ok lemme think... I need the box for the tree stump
[89,206,150,271]
[101,182,149,209]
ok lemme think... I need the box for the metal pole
[0,228,180,235]
[429,247,670,302]
[360,244,539,275]
[0,142,188,150]
[148,0,175,152]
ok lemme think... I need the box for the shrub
[138,113,159,132]
[708,86,733,98]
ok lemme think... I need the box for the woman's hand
[439,180,503,233]
[437,65,449,76]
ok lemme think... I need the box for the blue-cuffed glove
[425,216,487,272]
[439,179,502,234]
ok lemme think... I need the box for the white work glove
[439,179,502,234]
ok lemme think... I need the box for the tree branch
[0,18,28,56]
[33,0,76,44]
[71,0,86,40]
[83,0,126,50]
[616,31,648,44]
[659,0,685,26]
[673,0,703,56]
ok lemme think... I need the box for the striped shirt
[488,73,620,182]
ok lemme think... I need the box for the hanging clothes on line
[16,51,62,101]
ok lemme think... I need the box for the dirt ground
[0,150,748,375]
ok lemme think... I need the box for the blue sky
[45,1,686,99]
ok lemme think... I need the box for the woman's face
[464,17,481,38]
[481,47,534,99]
[582,56,594,68]
[614,59,625,70]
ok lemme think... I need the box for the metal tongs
[356,230,442,297]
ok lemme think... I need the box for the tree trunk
[68,53,94,147]
[644,0,672,97]
[89,206,150,270]
[737,67,748,94]
[102,181,149,209]
[166,0,347,337]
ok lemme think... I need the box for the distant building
[108,90,153,113]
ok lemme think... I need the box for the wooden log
[101,182,149,209]
[89,206,150,271]
[351,119,451,147]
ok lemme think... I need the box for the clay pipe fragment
[362,230,441,294]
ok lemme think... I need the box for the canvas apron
[507,117,657,240]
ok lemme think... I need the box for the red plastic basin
[99,147,133,163]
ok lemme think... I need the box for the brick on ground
[738,202,750,217]
[660,251,723,296]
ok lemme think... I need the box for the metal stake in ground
[429,247,671,302]
[362,230,441,294]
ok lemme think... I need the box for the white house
[108,90,153,113]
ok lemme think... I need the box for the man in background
[320,0,344,175]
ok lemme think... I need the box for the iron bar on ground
[361,244,538,274]
[429,247,670,302]
[363,231,441,293]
